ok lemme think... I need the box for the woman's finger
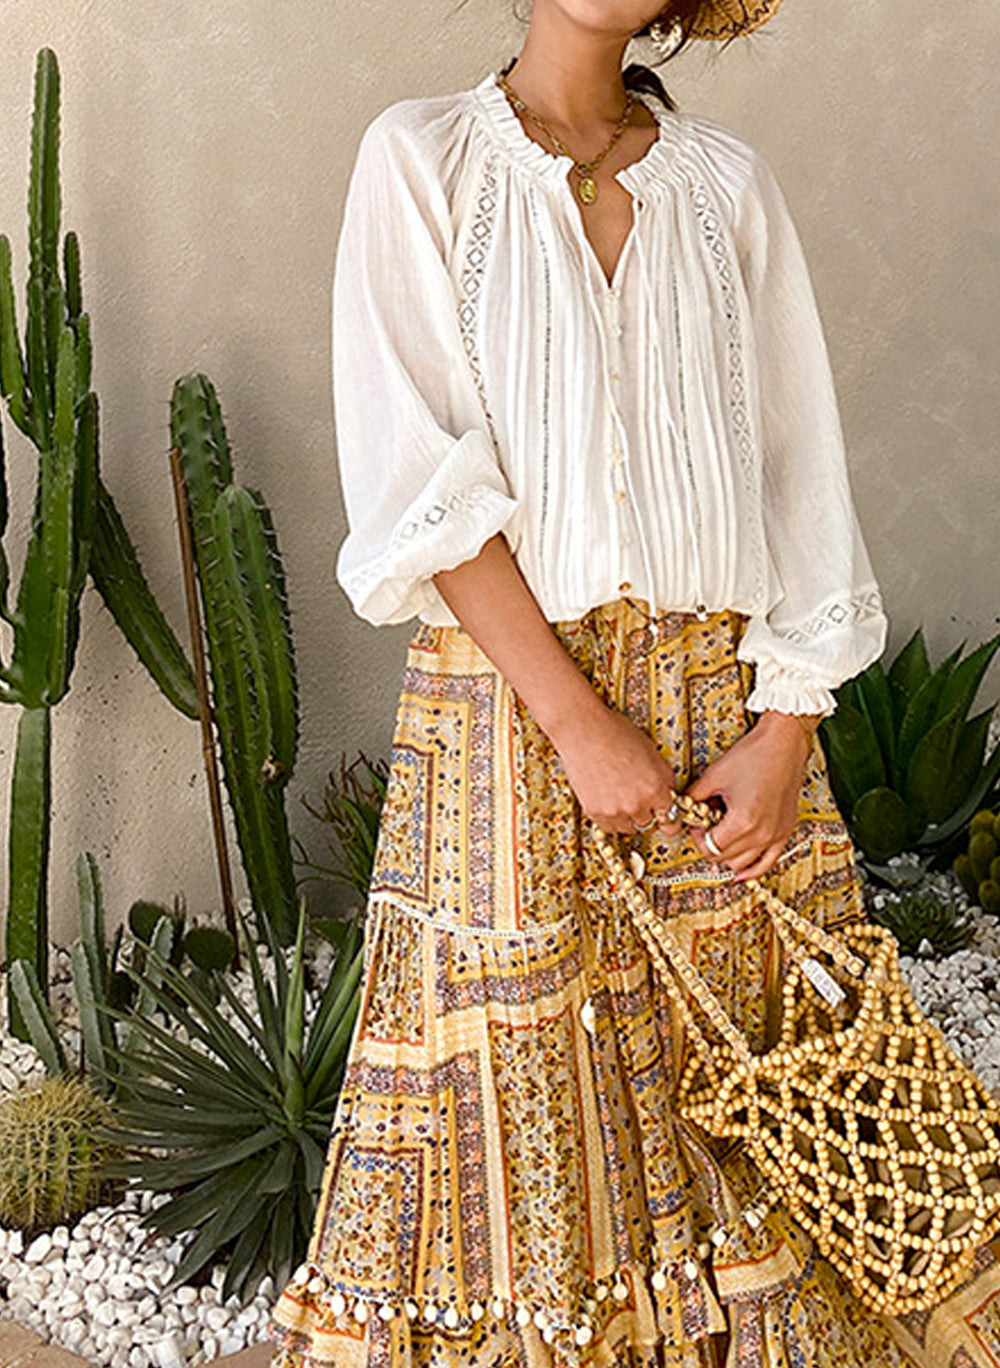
[731,839,787,882]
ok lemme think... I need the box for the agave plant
[296,750,389,900]
[820,627,1000,865]
[867,886,974,958]
[9,851,237,1098]
[87,898,364,1302]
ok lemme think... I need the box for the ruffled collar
[470,69,683,196]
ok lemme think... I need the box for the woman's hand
[683,711,819,880]
[549,702,685,838]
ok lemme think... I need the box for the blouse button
[615,489,627,504]
[619,580,632,593]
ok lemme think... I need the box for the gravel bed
[2,870,1000,1366]
[0,903,344,1368]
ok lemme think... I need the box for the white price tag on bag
[801,956,846,1007]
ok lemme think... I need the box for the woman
[266,2,1000,1365]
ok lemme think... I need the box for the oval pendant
[577,174,598,204]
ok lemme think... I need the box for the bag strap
[585,793,868,1067]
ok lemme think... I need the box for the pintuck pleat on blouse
[330,69,888,716]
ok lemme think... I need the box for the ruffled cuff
[337,431,522,626]
[742,659,839,719]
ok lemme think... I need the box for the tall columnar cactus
[171,373,300,945]
[0,49,198,1039]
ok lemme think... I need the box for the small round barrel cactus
[0,1074,123,1233]
[954,808,1000,914]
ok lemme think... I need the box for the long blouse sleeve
[332,108,523,625]
[731,148,888,717]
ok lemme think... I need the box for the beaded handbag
[589,793,1000,1315]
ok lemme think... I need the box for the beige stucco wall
[0,0,998,945]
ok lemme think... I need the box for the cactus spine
[0,49,200,1037]
[0,1074,123,1234]
[171,373,300,944]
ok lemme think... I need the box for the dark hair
[499,1,707,112]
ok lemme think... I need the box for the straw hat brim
[689,0,786,40]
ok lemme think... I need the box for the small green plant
[820,627,1000,865]
[868,886,975,958]
[9,852,235,1094]
[954,808,1000,913]
[129,896,236,1007]
[89,898,364,1302]
[0,1074,123,1234]
[296,751,389,899]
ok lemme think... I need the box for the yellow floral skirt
[265,600,1000,1368]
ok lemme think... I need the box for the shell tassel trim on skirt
[265,601,1000,1368]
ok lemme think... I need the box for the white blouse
[332,69,888,717]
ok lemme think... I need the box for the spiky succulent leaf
[7,958,67,1075]
[886,627,930,730]
[853,659,896,783]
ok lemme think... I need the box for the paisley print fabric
[265,600,1000,1368]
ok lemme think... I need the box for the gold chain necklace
[496,72,637,205]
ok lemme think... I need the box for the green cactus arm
[215,485,299,778]
[7,534,55,706]
[70,391,98,600]
[73,311,91,398]
[172,375,296,939]
[63,229,81,323]
[7,959,67,1075]
[0,416,9,633]
[171,375,230,527]
[39,333,88,701]
[25,50,63,444]
[0,235,28,433]
[88,479,198,717]
[43,326,77,580]
[6,707,52,1008]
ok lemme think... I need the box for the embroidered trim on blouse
[525,182,554,604]
[457,155,502,455]
[340,486,504,601]
[686,170,766,612]
[771,585,885,646]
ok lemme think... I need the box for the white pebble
[25,1233,52,1263]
